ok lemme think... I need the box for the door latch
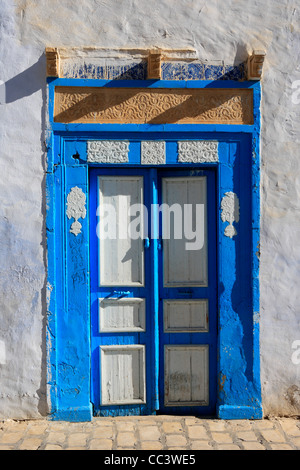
[112,290,131,298]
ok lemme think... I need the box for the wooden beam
[45,47,60,78]
[247,50,265,80]
[147,49,162,80]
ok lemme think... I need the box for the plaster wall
[0,0,300,418]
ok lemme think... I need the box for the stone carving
[221,191,240,238]
[147,49,162,79]
[54,87,253,125]
[141,141,166,164]
[66,186,86,236]
[45,47,60,77]
[178,141,218,163]
[87,141,129,163]
[247,50,266,80]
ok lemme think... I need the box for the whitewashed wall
[0,0,299,418]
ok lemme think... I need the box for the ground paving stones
[0,416,299,450]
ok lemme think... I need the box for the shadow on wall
[2,54,46,103]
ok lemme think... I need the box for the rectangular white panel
[164,300,208,332]
[100,345,146,405]
[162,177,208,287]
[98,176,144,286]
[164,345,209,406]
[99,297,146,332]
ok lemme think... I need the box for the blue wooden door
[90,168,157,416]
[157,169,217,415]
[90,167,217,416]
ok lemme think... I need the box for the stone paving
[0,415,300,450]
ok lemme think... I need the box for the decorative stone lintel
[247,50,265,80]
[141,141,166,164]
[87,141,129,163]
[45,47,61,77]
[178,141,219,163]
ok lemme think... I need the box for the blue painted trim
[218,405,263,420]
[149,168,160,411]
[45,169,58,417]
[48,77,257,89]
[50,406,93,422]
[51,123,255,134]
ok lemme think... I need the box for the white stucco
[0,0,300,418]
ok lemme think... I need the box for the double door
[90,167,217,416]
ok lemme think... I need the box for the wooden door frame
[46,79,262,421]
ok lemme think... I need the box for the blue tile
[204,65,225,80]
[221,62,246,81]
[64,60,245,81]
[185,63,204,79]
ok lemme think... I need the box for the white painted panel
[164,300,208,332]
[165,345,209,406]
[99,297,146,332]
[98,176,144,286]
[162,177,207,287]
[100,345,146,405]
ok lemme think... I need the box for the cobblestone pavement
[0,415,300,450]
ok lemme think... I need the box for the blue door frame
[46,78,262,421]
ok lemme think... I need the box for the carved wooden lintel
[54,87,253,125]
[45,47,60,77]
[147,49,162,79]
[247,50,265,80]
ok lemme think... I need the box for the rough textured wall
[0,0,299,418]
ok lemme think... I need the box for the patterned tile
[63,60,246,81]
[221,62,246,81]
[162,62,204,80]
[203,65,225,80]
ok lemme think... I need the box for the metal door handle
[112,290,131,297]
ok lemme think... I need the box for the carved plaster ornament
[54,87,253,125]
[178,141,218,163]
[221,191,240,238]
[66,186,86,236]
[141,141,166,164]
[87,141,129,163]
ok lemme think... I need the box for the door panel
[99,297,146,333]
[164,299,209,333]
[100,345,146,405]
[158,169,217,415]
[162,177,208,287]
[164,345,209,406]
[98,176,144,286]
[90,168,155,416]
